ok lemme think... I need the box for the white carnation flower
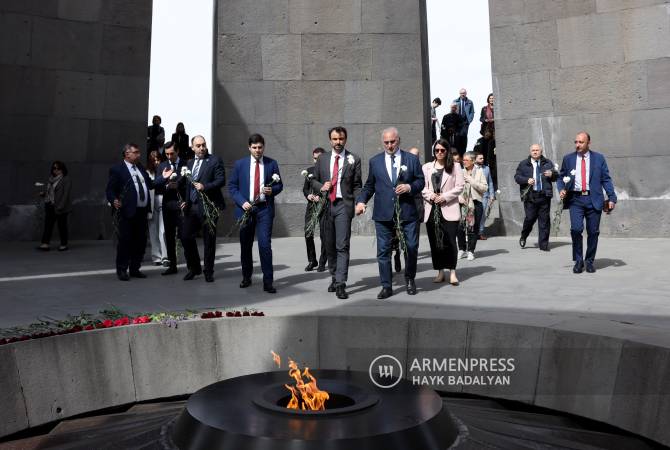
[181,167,191,176]
[563,176,571,183]
[34,182,44,187]
[272,173,281,182]
[554,164,559,171]
[570,169,576,176]
[300,170,308,177]
[169,173,177,180]
[347,155,355,165]
[496,189,501,194]
[308,174,313,179]
[400,165,407,173]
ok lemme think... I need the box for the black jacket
[440,113,464,140]
[514,156,557,199]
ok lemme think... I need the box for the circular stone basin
[171,369,459,450]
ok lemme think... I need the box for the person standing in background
[171,122,193,161]
[146,150,168,266]
[38,161,72,252]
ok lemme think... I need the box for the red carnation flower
[215,311,222,318]
[226,312,234,317]
[102,319,113,328]
[234,311,242,317]
[243,311,250,316]
[84,325,94,331]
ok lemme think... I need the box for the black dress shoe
[327,281,337,293]
[519,237,526,248]
[130,270,147,278]
[539,247,550,252]
[239,278,251,288]
[377,287,393,299]
[263,284,277,294]
[316,265,326,272]
[117,271,130,281]
[573,261,584,274]
[184,269,201,280]
[336,284,349,299]
[406,279,417,295]
[304,262,318,272]
[205,273,214,282]
[394,253,402,273]
[162,267,178,276]
[585,262,596,273]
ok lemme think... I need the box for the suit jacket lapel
[243,156,251,200]
[440,166,450,190]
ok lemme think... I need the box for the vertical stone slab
[0,345,29,437]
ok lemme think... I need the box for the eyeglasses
[434,148,447,153]
[383,140,397,145]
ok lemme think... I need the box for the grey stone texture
[0,0,151,241]
[215,0,427,236]
[490,0,670,236]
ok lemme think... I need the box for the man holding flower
[514,144,557,252]
[356,127,424,299]
[229,134,283,293]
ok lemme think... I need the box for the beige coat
[459,166,488,206]
[421,162,465,222]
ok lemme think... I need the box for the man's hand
[528,178,535,185]
[543,170,552,177]
[308,194,320,202]
[193,182,204,191]
[559,189,566,199]
[355,202,366,215]
[395,183,411,195]
[608,201,615,212]
[162,167,174,179]
[263,186,272,196]
[242,202,252,211]
[321,181,332,192]
[113,199,122,209]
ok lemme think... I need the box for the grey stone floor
[1,235,669,347]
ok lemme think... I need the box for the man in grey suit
[311,126,363,299]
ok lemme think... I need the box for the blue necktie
[190,159,202,202]
[391,154,397,185]
[534,162,541,191]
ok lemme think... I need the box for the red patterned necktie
[253,159,260,200]
[329,155,339,202]
[581,156,587,193]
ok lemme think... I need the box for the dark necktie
[534,162,541,191]
[460,99,465,118]
[132,167,145,202]
[391,154,397,185]
[330,155,339,202]
[254,159,260,200]
[581,156,587,192]
[190,159,202,202]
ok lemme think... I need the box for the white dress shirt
[532,159,543,191]
[329,150,346,199]
[385,149,401,183]
[574,151,590,191]
[124,160,148,207]
[249,157,265,202]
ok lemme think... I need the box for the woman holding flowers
[457,151,488,261]
[422,139,464,285]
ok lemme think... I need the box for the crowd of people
[40,95,617,295]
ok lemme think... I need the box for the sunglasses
[434,148,447,153]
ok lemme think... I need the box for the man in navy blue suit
[106,143,166,281]
[229,134,283,293]
[153,141,188,275]
[557,132,617,274]
[180,135,226,282]
[355,127,425,299]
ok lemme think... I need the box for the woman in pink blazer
[422,139,465,284]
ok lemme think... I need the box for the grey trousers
[324,199,352,284]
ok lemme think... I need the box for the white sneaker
[467,252,475,261]
[458,250,466,259]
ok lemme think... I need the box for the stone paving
[1,236,669,347]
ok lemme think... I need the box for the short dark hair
[121,143,139,157]
[163,141,175,151]
[474,150,484,157]
[328,126,347,139]
[248,133,265,146]
[51,160,68,176]
[313,147,325,155]
[433,97,441,105]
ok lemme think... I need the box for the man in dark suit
[514,144,557,251]
[106,143,161,281]
[228,133,283,293]
[303,147,327,273]
[153,141,187,275]
[356,127,425,299]
[310,127,363,300]
[557,132,617,274]
[452,89,474,156]
[181,135,226,282]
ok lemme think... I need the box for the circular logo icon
[368,354,403,389]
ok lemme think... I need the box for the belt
[577,190,590,196]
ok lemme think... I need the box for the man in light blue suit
[229,134,283,293]
[557,132,617,274]
[356,127,425,299]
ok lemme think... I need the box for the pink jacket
[421,162,465,222]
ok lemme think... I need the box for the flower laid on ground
[0,306,265,345]
[236,174,282,229]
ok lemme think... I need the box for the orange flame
[271,350,281,368]
[273,353,329,410]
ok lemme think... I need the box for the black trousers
[41,203,68,246]
[521,191,551,250]
[304,204,327,267]
[457,200,483,252]
[182,203,218,275]
[116,207,148,273]
[162,204,183,269]
[426,206,458,270]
